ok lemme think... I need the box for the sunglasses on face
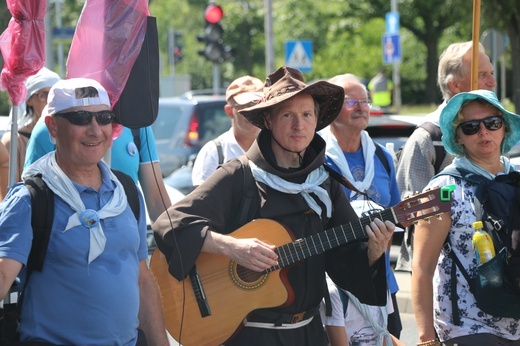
[54,110,115,126]
[344,99,371,108]
[457,115,504,136]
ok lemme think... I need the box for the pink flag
[0,0,46,105]
[66,0,149,107]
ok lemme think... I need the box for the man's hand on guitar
[365,218,395,266]
[202,231,279,272]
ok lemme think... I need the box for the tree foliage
[0,0,518,113]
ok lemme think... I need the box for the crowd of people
[0,37,519,346]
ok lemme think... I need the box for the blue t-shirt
[24,121,159,183]
[325,143,400,294]
[0,164,147,344]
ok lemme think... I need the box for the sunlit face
[265,93,318,155]
[46,104,112,171]
[456,101,504,160]
[334,83,370,132]
[231,105,261,137]
[457,51,497,93]
[26,87,52,119]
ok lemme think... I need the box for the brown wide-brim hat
[239,66,345,131]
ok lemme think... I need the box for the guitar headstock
[394,185,454,227]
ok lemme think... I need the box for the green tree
[341,0,474,104]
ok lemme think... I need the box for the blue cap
[439,89,520,156]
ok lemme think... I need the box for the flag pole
[471,0,481,90]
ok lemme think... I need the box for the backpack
[437,167,520,323]
[1,170,140,345]
[324,283,350,318]
[395,122,446,175]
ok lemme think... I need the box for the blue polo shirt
[0,163,147,345]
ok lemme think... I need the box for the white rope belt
[243,316,314,330]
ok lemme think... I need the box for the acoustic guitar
[150,186,453,346]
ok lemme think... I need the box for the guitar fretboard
[264,208,396,273]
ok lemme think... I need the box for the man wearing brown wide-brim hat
[153,66,395,346]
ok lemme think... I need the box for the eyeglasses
[35,91,49,102]
[54,110,115,126]
[344,99,371,108]
[457,115,504,136]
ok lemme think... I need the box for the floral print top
[426,174,520,342]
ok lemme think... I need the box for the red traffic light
[205,4,224,24]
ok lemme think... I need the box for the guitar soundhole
[229,262,269,290]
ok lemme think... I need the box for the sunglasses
[457,115,504,136]
[344,99,371,108]
[54,110,115,126]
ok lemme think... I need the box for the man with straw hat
[153,66,394,345]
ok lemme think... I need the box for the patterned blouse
[427,174,520,342]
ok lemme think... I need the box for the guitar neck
[265,208,396,273]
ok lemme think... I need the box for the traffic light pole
[213,63,221,95]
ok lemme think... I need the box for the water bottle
[472,221,495,264]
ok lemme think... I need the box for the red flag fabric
[66,0,149,107]
[0,0,46,105]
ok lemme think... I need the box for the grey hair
[329,73,368,98]
[437,41,485,100]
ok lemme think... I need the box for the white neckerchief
[321,127,375,199]
[249,161,332,218]
[23,152,128,264]
[450,156,513,180]
[345,290,392,346]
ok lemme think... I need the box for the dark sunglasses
[457,115,504,136]
[54,110,115,126]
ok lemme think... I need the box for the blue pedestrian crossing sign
[285,40,313,72]
[382,33,401,65]
[385,12,399,34]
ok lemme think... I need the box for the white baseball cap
[43,78,111,117]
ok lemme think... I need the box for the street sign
[382,33,401,65]
[386,12,399,34]
[285,40,313,72]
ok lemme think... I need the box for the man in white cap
[191,75,263,186]
[0,78,168,345]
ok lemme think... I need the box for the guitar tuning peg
[436,214,443,220]
[424,217,431,223]
[413,220,419,225]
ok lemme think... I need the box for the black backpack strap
[323,281,333,317]
[25,175,54,273]
[443,234,476,326]
[337,286,350,316]
[419,122,446,174]
[373,140,391,175]
[111,169,140,221]
[131,128,141,153]
[14,175,55,322]
[213,138,224,165]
